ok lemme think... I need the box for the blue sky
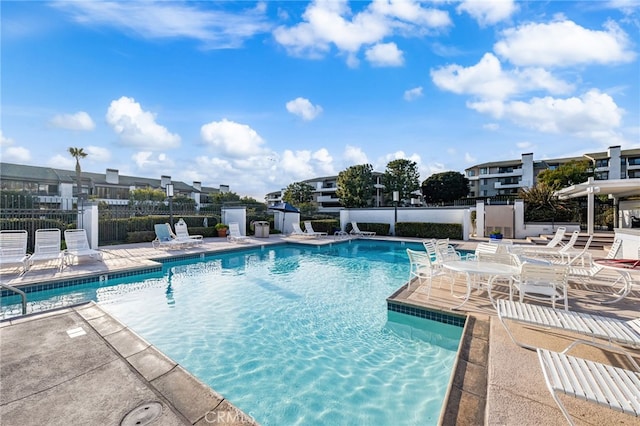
[2,1,639,199]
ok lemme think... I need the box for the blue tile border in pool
[0,265,163,297]
[387,300,466,328]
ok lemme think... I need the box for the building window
[480,168,488,175]
[628,157,640,166]
[467,170,475,177]
[594,171,609,180]
[595,159,609,168]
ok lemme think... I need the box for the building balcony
[317,195,340,203]
[479,169,523,179]
[494,182,523,189]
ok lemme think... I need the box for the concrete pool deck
[1,234,638,425]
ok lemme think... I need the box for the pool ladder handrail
[1,283,27,315]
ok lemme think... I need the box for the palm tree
[68,147,87,199]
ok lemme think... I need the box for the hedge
[394,222,463,239]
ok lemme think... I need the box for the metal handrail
[1,283,27,315]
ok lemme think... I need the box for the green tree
[212,191,241,204]
[382,159,420,204]
[519,184,575,222]
[128,188,167,215]
[68,147,87,198]
[336,164,375,208]
[421,171,469,203]
[282,182,314,205]
[536,160,592,191]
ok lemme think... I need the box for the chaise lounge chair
[174,219,203,246]
[227,222,250,243]
[304,221,327,237]
[537,348,640,425]
[350,222,376,237]
[0,230,30,274]
[152,224,185,249]
[497,299,640,352]
[26,228,65,273]
[64,229,103,265]
[290,223,318,238]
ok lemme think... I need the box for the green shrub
[395,222,462,239]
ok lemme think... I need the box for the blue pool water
[2,241,463,425]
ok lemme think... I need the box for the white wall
[222,207,247,235]
[274,211,300,234]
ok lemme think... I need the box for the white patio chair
[64,229,103,265]
[406,248,442,297]
[0,230,30,274]
[463,242,499,260]
[174,219,203,246]
[512,262,569,310]
[537,348,640,426]
[304,221,327,236]
[152,224,185,249]
[227,222,250,243]
[26,228,64,272]
[350,222,376,237]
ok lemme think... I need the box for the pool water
[3,241,463,425]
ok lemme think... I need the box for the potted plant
[489,230,503,240]
[215,223,228,237]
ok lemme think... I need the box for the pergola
[555,177,640,235]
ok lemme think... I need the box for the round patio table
[442,260,520,310]
[593,258,640,304]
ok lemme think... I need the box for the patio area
[1,235,639,425]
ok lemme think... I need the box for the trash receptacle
[254,221,270,238]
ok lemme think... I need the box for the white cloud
[457,0,517,26]
[4,146,31,163]
[50,111,95,131]
[106,96,180,150]
[285,97,323,121]
[86,146,111,162]
[53,1,271,49]
[464,152,477,163]
[47,154,74,169]
[431,53,518,100]
[404,86,423,101]
[273,0,450,63]
[494,20,636,67]
[132,151,174,170]
[483,123,499,131]
[200,118,267,158]
[431,53,573,101]
[365,42,404,67]
[0,131,31,162]
[343,145,369,165]
[470,90,625,143]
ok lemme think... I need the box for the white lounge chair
[227,222,250,243]
[569,239,623,283]
[537,348,640,426]
[510,230,580,261]
[174,219,203,246]
[350,222,376,237]
[497,299,640,352]
[152,224,185,249]
[64,229,103,265]
[290,223,317,238]
[304,221,327,236]
[0,230,30,274]
[26,228,64,272]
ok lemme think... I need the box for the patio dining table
[442,260,521,310]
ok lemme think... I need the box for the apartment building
[266,173,385,213]
[0,162,228,210]
[465,146,640,197]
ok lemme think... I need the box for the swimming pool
[2,241,463,425]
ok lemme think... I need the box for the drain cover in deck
[121,401,162,426]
